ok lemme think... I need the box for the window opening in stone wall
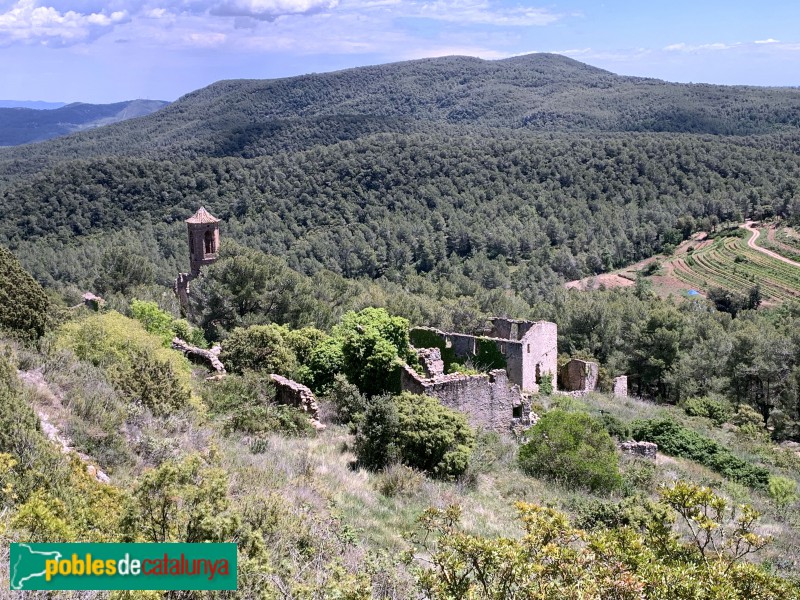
[511,323,519,339]
[535,363,541,384]
[527,344,530,353]
[500,344,506,354]
[512,405,522,419]
[204,230,215,255]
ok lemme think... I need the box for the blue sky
[1,0,798,103]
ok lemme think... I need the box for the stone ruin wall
[401,362,533,433]
[560,359,599,393]
[270,374,325,430]
[613,375,628,397]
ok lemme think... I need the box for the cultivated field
[568,222,800,304]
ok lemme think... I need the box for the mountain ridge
[1,53,798,181]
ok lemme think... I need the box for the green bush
[537,372,554,395]
[323,374,366,426]
[0,246,49,340]
[600,413,631,440]
[355,392,475,480]
[220,324,299,376]
[394,393,475,480]
[680,395,734,425]
[337,308,413,396]
[518,409,622,494]
[354,394,400,471]
[56,312,192,416]
[202,372,313,437]
[632,418,770,489]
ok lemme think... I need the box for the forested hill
[0,99,168,147]
[1,53,799,179]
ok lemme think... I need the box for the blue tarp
[688,289,700,296]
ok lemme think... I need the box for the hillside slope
[0,99,168,147]
[1,53,798,178]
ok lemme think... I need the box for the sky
[0,0,799,103]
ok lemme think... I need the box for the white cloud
[184,30,226,45]
[0,0,128,45]
[754,38,779,44]
[664,41,740,52]
[209,0,339,20]
[414,1,562,27]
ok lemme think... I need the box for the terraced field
[674,231,800,303]
[757,225,800,263]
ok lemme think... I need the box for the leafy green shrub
[56,311,192,416]
[323,374,366,425]
[202,372,313,437]
[599,413,631,440]
[519,409,622,494]
[680,395,734,425]
[767,476,798,519]
[220,324,299,376]
[302,336,346,393]
[537,372,554,395]
[130,300,207,348]
[632,418,770,489]
[354,394,400,471]
[355,393,475,480]
[0,246,49,340]
[394,393,475,480]
[337,308,413,396]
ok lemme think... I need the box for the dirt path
[742,222,800,269]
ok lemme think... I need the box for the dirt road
[742,222,800,269]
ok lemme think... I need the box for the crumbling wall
[269,374,325,430]
[173,272,195,316]
[520,321,558,393]
[619,440,657,459]
[401,364,532,432]
[613,376,628,398]
[416,347,444,378]
[560,359,599,392]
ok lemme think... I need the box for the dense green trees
[0,246,49,340]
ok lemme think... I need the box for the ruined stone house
[410,317,558,394]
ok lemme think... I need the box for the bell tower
[186,207,220,275]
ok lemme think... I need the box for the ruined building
[174,207,221,313]
[410,318,558,394]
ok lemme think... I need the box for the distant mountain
[1,53,798,171]
[0,99,169,146]
[0,100,66,110]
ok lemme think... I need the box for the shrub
[537,372,554,395]
[767,476,798,518]
[0,246,49,340]
[303,336,346,393]
[202,372,313,437]
[353,394,400,471]
[220,324,299,376]
[680,395,734,425]
[394,393,475,480]
[375,464,424,498]
[55,312,192,416]
[323,374,366,426]
[336,308,413,396]
[632,418,770,489]
[519,409,622,494]
[600,413,631,440]
[355,393,475,480]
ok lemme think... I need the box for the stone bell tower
[174,207,220,315]
[186,206,220,276]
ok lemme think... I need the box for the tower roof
[186,207,220,224]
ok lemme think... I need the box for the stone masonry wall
[270,374,325,430]
[561,359,599,392]
[401,364,531,432]
[613,375,628,397]
[520,321,558,393]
